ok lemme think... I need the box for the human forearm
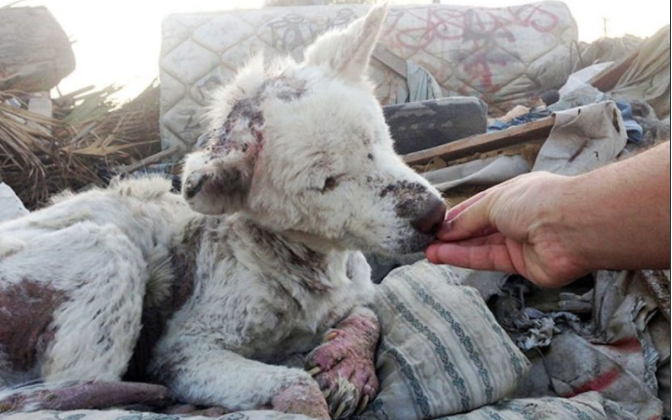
[551,141,671,272]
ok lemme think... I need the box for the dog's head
[182,4,447,255]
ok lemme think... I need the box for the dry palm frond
[0,100,100,208]
[67,81,161,163]
[0,81,163,209]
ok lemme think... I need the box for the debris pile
[402,24,670,203]
[0,83,161,209]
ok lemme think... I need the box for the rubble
[577,34,643,70]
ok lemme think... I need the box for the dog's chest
[164,259,360,364]
[247,285,359,363]
[154,216,371,365]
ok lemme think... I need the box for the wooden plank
[403,116,556,166]
[53,85,96,105]
[116,146,181,174]
[588,49,640,93]
[372,44,453,95]
[372,44,407,79]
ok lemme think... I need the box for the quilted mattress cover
[160,2,577,151]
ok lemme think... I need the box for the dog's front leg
[150,342,329,418]
[305,306,381,419]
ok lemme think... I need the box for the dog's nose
[411,196,447,235]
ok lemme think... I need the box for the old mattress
[159,1,577,152]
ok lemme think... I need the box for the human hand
[425,172,590,288]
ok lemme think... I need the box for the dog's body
[0,178,375,417]
[0,5,446,418]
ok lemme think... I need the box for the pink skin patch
[305,310,380,419]
[271,380,329,419]
[0,382,174,412]
[162,404,228,417]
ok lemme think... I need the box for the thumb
[437,192,497,242]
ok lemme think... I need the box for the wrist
[528,173,594,279]
[555,174,595,272]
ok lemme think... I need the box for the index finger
[437,188,498,242]
[444,188,489,221]
[435,190,489,240]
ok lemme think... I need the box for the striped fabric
[442,391,638,420]
[362,261,530,420]
[0,410,313,420]
[2,393,637,420]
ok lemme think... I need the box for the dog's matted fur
[0,4,447,419]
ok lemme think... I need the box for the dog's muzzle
[410,195,447,236]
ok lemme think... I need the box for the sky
[4,0,670,101]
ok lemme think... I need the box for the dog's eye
[322,176,339,192]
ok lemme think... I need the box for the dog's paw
[271,379,329,419]
[305,311,380,419]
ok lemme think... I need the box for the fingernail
[445,207,461,220]
[425,245,437,263]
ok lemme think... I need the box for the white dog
[0,4,446,418]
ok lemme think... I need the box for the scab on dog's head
[182,3,447,256]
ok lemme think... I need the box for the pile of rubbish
[404,39,669,206]
[365,21,671,420]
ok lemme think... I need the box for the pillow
[442,391,638,420]
[363,260,530,419]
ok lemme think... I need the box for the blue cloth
[615,100,644,143]
[488,109,552,132]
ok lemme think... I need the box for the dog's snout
[411,196,447,235]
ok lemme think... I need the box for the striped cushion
[366,261,530,419]
[3,393,636,420]
[441,391,638,420]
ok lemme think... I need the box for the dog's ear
[181,129,259,215]
[304,3,387,81]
